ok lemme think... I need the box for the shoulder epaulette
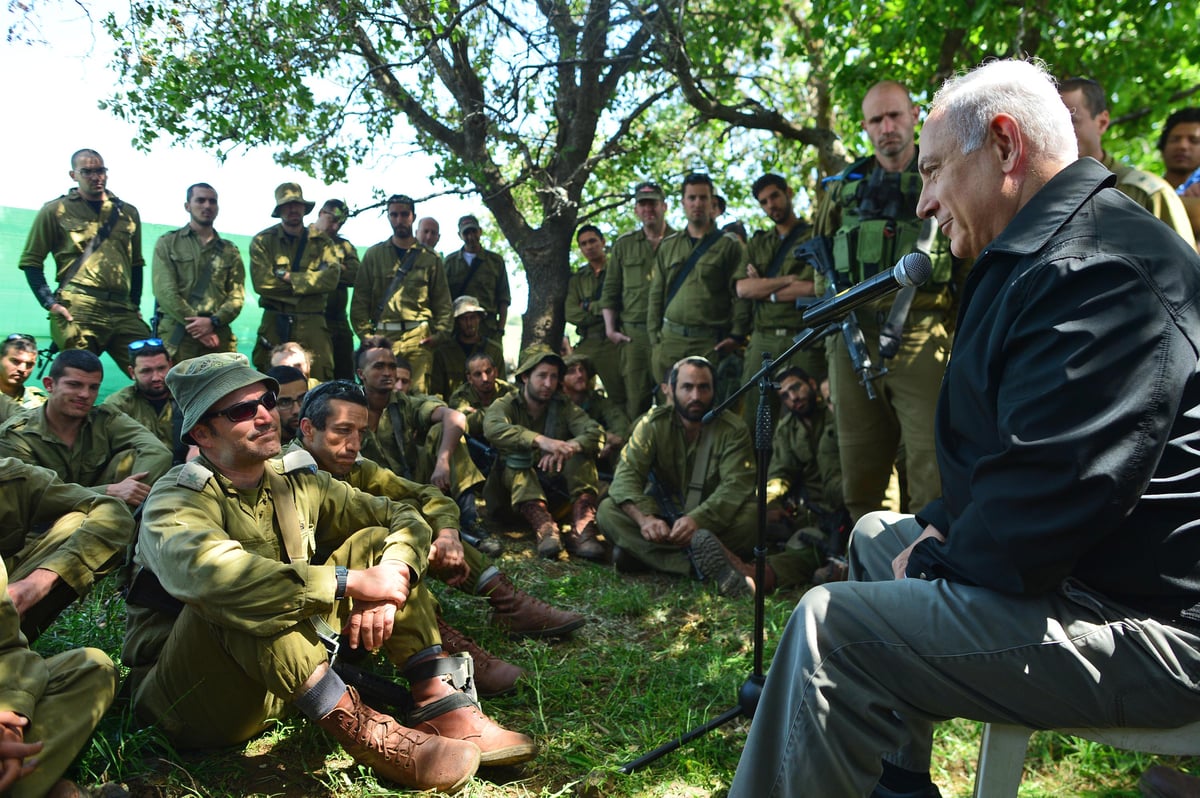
[1117,168,1168,198]
[280,449,319,474]
[176,460,214,491]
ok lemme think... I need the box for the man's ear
[990,113,1024,175]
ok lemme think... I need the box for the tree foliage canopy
[100,0,1198,346]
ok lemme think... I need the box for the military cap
[513,345,565,380]
[458,214,481,234]
[633,181,665,202]
[272,183,316,217]
[167,353,279,444]
[453,295,487,318]
[563,352,595,378]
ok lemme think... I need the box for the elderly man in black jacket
[730,59,1200,798]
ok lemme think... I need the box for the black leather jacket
[912,158,1200,627]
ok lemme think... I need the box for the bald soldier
[122,353,536,793]
[19,149,152,375]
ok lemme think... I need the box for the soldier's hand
[0,713,39,794]
[639,516,671,543]
[185,316,216,337]
[669,515,698,545]
[746,263,761,278]
[345,562,412,606]
[892,524,946,580]
[429,529,468,587]
[713,337,739,354]
[106,472,152,507]
[7,569,58,616]
[198,333,220,348]
[430,460,452,492]
[48,303,74,323]
[343,600,398,651]
[607,330,631,345]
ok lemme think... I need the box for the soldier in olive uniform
[355,340,498,555]
[444,215,511,343]
[151,183,245,361]
[0,555,118,798]
[430,296,507,401]
[600,181,674,419]
[312,199,362,380]
[735,174,824,430]
[250,183,344,381]
[1059,79,1196,248]
[566,225,626,411]
[647,174,749,396]
[121,353,535,793]
[813,81,960,521]
[0,350,172,512]
[350,194,452,395]
[0,456,134,641]
[596,357,818,594]
[482,348,605,561]
[291,380,586,694]
[19,149,152,376]
[0,335,46,425]
[103,339,175,451]
[561,353,630,471]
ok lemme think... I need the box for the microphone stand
[620,323,836,772]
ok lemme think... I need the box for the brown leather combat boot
[565,492,605,560]
[406,654,539,767]
[316,686,480,792]
[436,616,525,697]
[517,499,561,558]
[480,572,587,639]
[690,528,777,598]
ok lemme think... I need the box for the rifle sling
[375,247,420,329]
[56,199,125,296]
[664,230,723,311]
[684,425,714,514]
[263,468,310,565]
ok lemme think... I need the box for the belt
[61,285,129,304]
[622,320,648,330]
[377,320,428,333]
[661,318,723,338]
[758,327,805,338]
[260,301,322,317]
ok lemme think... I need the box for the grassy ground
[33,530,1199,797]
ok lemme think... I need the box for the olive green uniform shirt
[0,404,172,493]
[321,232,362,320]
[599,225,674,324]
[766,406,842,511]
[449,379,517,439]
[607,405,755,531]
[350,241,451,340]
[19,188,144,301]
[444,248,512,321]
[133,453,430,638]
[361,391,447,481]
[0,387,46,425]
[565,264,608,338]
[1102,152,1197,249]
[648,228,749,338]
[0,457,134,597]
[571,388,631,441]
[102,385,174,452]
[430,336,507,401]
[249,223,344,314]
[740,224,816,332]
[482,390,603,458]
[152,225,246,331]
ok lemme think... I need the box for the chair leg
[973,723,1033,798]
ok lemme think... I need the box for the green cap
[272,182,315,217]
[167,353,279,444]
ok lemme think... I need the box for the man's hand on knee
[0,712,41,793]
[7,568,60,616]
[343,600,398,651]
[892,524,945,580]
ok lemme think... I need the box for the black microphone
[800,252,933,329]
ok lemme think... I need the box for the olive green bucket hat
[167,352,279,444]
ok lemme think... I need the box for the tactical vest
[825,153,953,287]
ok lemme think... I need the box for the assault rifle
[645,469,684,524]
[794,236,886,399]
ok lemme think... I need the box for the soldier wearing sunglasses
[0,334,46,424]
[122,352,536,792]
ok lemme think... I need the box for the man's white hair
[930,58,1076,161]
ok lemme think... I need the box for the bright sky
[0,1,528,309]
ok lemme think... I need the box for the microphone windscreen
[897,252,933,287]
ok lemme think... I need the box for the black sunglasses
[202,391,278,423]
[129,338,164,352]
[5,333,36,344]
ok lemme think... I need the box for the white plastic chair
[973,721,1200,797]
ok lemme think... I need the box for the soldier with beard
[596,356,817,594]
[103,339,175,450]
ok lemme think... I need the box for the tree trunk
[515,224,576,353]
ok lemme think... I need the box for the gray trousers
[729,511,1200,797]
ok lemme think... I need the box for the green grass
[34,534,1200,797]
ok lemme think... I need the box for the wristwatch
[334,566,349,600]
[210,315,222,329]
